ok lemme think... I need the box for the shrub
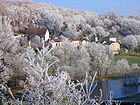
[131,64,139,70]
[2,41,101,105]
[115,58,130,74]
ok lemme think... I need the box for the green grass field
[114,55,140,65]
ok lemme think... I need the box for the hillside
[0,1,140,40]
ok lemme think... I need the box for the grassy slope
[114,55,140,65]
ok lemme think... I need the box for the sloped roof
[25,28,48,35]
[105,35,116,38]
[52,38,62,42]
[68,38,79,42]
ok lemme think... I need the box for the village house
[17,28,120,54]
[101,36,120,54]
[24,28,82,48]
[50,37,81,48]
[25,28,49,46]
[109,42,120,54]
[92,35,120,54]
[51,37,63,48]
[68,38,80,47]
[102,35,117,43]
[25,28,49,41]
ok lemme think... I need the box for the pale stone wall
[82,40,89,45]
[51,42,63,49]
[71,41,80,47]
[109,38,117,42]
[45,29,49,41]
[110,42,120,54]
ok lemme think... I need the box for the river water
[92,76,140,102]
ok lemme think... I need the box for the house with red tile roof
[25,28,49,42]
[25,28,49,46]
[68,38,80,46]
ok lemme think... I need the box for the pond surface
[92,76,140,102]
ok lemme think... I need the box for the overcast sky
[32,0,140,16]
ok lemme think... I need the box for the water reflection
[92,76,140,101]
[122,77,139,97]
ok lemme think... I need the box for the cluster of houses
[14,28,120,54]
[91,35,120,54]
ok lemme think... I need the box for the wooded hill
[0,0,140,40]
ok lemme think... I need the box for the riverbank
[114,93,140,103]
[95,70,140,81]
[93,76,140,104]
[95,73,121,80]
[9,70,140,96]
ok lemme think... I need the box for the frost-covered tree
[0,16,18,57]
[102,11,117,20]
[115,59,130,74]
[85,42,113,76]
[84,12,103,27]
[73,15,86,25]
[122,35,138,51]
[95,26,109,38]
[131,64,139,70]
[0,16,26,86]
[31,35,41,48]
[116,17,140,35]
[0,16,17,83]
[62,29,78,38]
[134,35,140,51]
[43,12,64,36]
[53,39,90,80]
[1,0,140,40]
[2,41,102,105]
[103,19,112,28]
[19,36,28,48]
